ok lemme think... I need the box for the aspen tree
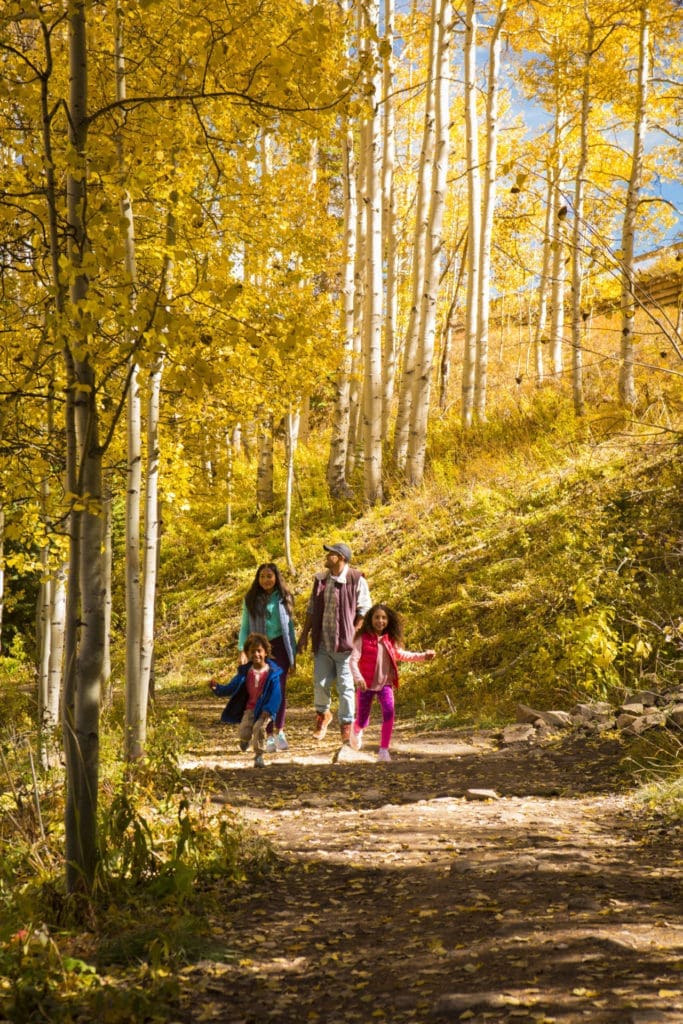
[392,0,439,468]
[62,0,106,895]
[461,0,481,429]
[533,157,554,385]
[618,0,650,409]
[361,0,384,505]
[569,6,596,418]
[116,12,144,759]
[284,408,300,574]
[474,1,509,422]
[381,0,399,436]
[405,0,453,485]
[326,113,357,497]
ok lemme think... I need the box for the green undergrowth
[0,701,278,1022]
[1,390,680,1021]
[157,391,682,732]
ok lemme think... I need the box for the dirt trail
[177,695,682,1024]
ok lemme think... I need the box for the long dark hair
[244,562,294,617]
[359,603,404,644]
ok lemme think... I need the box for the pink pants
[355,685,395,749]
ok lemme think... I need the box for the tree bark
[361,0,384,505]
[405,0,453,485]
[474,1,508,422]
[461,0,481,429]
[618,0,649,409]
[392,0,439,469]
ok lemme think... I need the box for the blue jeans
[313,647,355,724]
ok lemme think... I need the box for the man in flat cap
[297,542,371,742]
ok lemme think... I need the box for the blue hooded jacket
[213,658,282,724]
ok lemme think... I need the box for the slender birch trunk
[618,0,649,409]
[284,409,300,574]
[392,0,439,468]
[381,0,398,435]
[327,114,356,497]
[138,349,164,731]
[346,107,368,481]
[474,1,508,422]
[533,161,554,385]
[439,231,467,408]
[0,505,3,653]
[361,0,384,505]
[406,0,453,485]
[116,13,145,759]
[570,14,595,418]
[462,0,481,428]
[549,93,567,377]
[102,483,112,695]
[63,0,105,895]
[257,415,275,509]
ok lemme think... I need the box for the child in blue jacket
[209,633,282,768]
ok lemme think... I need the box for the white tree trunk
[361,0,384,505]
[570,15,595,418]
[533,162,554,385]
[392,0,439,469]
[102,484,112,693]
[462,0,481,428]
[618,1,649,409]
[327,116,356,497]
[48,564,66,731]
[0,505,3,653]
[138,351,164,742]
[63,0,105,895]
[257,415,275,509]
[284,408,300,574]
[439,231,467,409]
[405,0,453,485]
[117,13,144,760]
[549,95,567,377]
[381,0,398,436]
[346,109,368,481]
[474,1,508,422]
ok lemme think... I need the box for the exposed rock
[617,712,640,730]
[516,703,572,728]
[571,701,613,718]
[501,723,535,744]
[626,689,660,707]
[619,702,645,715]
[464,788,499,801]
[622,711,667,736]
[668,704,683,727]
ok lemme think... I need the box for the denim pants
[313,646,355,724]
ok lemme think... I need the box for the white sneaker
[276,730,289,751]
[266,736,276,754]
[349,726,363,751]
[377,747,391,762]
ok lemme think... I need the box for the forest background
[0,0,681,1018]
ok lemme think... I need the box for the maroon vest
[310,568,364,654]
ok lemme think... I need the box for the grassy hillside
[153,388,682,731]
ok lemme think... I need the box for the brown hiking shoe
[313,710,333,740]
[340,722,352,744]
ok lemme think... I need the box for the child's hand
[208,679,218,691]
[425,650,436,661]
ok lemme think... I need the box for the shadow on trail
[181,732,632,811]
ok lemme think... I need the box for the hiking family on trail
[208,542,436,766]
